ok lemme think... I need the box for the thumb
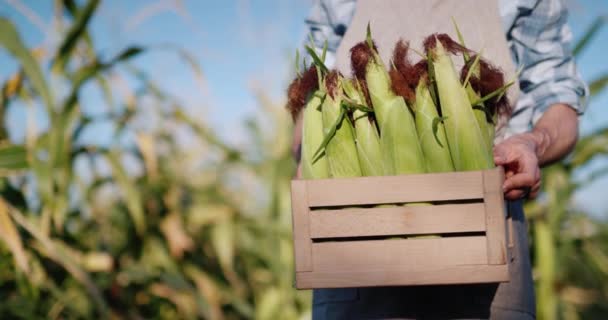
[493,147,509,165]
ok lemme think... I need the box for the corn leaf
[63,46,144,113]
[589,74,608,98]
[312,106,345,161]
[573,15,607,57]
[0,144,28,172]
[0,199,29,273]
[431,116,448,148]
[9,207,108,316]
[462,51,482,87]
[53,0,100,71]
[471,80,515,107]
[451,17,470,62]
[0,18,53,111]
[294,49,301,76]
[304,45,328,73]
[107,151,146,236]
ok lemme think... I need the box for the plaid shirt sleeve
[504,0,589,136]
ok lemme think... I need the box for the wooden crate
[290,167,511,289]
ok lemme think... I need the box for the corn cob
[351,37,426,176]
[301,91,330,179]
[415,78,455,172]
[343,79,384,176]
[287,65,329,179]
[321,71,363,178]
[428,39,493,171]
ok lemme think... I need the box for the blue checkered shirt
[305,0,588,137]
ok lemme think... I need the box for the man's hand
[493,103,579,201]
[494,133,541,200]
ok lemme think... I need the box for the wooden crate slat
[295,265,509,289]
[291,180,312,272]
[483,169,507,265]
[310,203,486,238]
[312,237,487,271]
[305,171,485,207]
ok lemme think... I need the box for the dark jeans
[312,201,535,320]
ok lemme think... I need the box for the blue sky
[1,0,608,217]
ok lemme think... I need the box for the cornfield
[0,1,606,319]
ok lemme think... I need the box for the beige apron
[312,1,535,319]
[334,0,519,142]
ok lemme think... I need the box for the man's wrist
[529,127,552,162]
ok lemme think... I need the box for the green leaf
[341,98,373,113]
[471,80,515,107]
[321,40,328,63]
[451,17,470,62]
[462,50,483,87]
[589,74,608,98]
[0,144,28,172]
[9,207,109,316]
[431,116,448,148]
[312,107,345,162]
[0,18,53,111]
[53,0,100,71]
[366,22,374,49]
[107,151,146,236]
[573,15,607,57]
[294,48,301,77]
[211,218,234,271]
[63,46,144,113]
[305,45,328,73]
[0,199,29,273]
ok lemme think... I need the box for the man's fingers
[503,172,537,192]
[505,189,525,201]
[529,180,541,199]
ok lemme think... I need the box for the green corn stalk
[431,40,493,171]
[342,79,383,176]
[301,91,329,179]
[415,80,454,172]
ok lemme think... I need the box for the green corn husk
[343,79,384,176]
[431,40,493,171]
[300,90,330,179]
[464,85,494,153]
[415,80,455,173]
[365,51,426,176]
[321,80,363,178]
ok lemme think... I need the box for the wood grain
[483,168,507,265]
[310,203,486,238]
[291,180,312,272]
[296,265,509,289]
[305,171,484,207]
[312,237,488,271]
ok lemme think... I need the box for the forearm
[527,103,579,166]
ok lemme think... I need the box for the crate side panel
[310,203,486,238]
[295,265,509,289]
[291,180,312,272]
[305,171,484,207]
[483,169,507,265]
[312,237,487,271]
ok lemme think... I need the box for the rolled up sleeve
[507,0,589,133]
